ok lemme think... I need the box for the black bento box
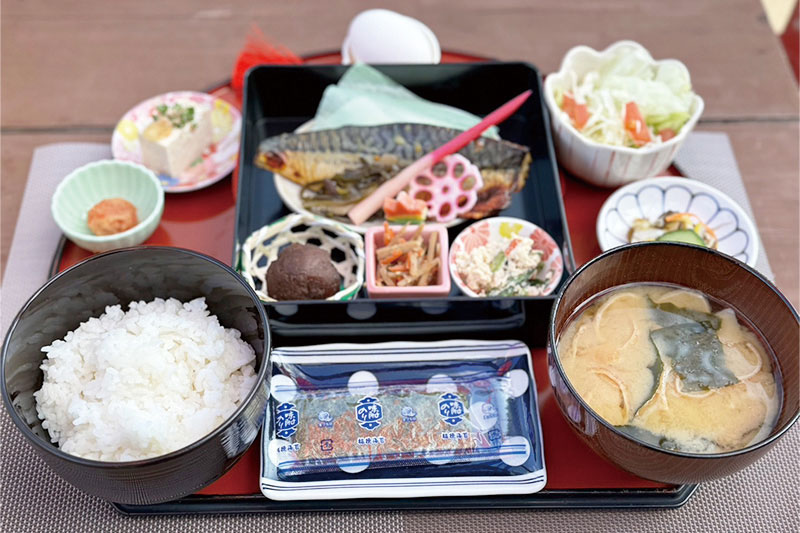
[235,63,575,347]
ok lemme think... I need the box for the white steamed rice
[34,297,258,462]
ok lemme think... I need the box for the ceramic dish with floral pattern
[112,91,241,193]
[449,217,563,298]
[596,177,759,267]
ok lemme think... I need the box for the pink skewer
[429,89,533,164]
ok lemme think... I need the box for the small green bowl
[51,160,164,252]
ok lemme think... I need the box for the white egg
[342,9,441,64]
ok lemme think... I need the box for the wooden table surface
[2,0,798,308]
[1,2,799,531]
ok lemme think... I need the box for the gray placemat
[1,141,797,533]
[674,131,774,280]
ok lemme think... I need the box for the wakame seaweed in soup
[557,283,782,454]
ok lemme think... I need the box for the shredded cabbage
[556,47,696,148]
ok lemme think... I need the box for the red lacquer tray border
[52,51,696,512]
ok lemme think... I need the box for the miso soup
[558,283,781,454]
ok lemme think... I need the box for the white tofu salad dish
[449,217,564,298]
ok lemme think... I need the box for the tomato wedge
[561,92,575,115]
[562,92,590,130]
[572,104,590,130]
[624,102,652,146]
[659,128,677,141]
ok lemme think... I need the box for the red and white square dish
[365,224,450,298]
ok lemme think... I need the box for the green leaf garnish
[153,103,197,129]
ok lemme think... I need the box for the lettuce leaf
[569,46,696,146]
[646,112,691,134]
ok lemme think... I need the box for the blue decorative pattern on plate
[596,177,759,266]
[260,340,546,500]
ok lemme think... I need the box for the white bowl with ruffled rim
[544,41,704,188]
[596,177,759,267]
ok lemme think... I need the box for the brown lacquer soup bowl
[547,242,799,484]
[1,247,271,505]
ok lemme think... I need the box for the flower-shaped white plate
[596,177,759,266]
[543,41,704,188]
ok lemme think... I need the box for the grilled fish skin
[256,124,531,218]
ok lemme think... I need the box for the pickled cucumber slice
[656,229,706,246]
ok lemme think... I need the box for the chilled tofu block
[140,102,212,177]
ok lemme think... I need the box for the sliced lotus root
[408,154,484,223]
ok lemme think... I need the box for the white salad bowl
[449,217,563,298]
[544,40,704,188]
[596,177,759,267]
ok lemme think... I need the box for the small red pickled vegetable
[505,239,521,255]
[383,191,427,223]
[659,128,677,141]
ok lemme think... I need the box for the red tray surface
[57,51,675,494]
